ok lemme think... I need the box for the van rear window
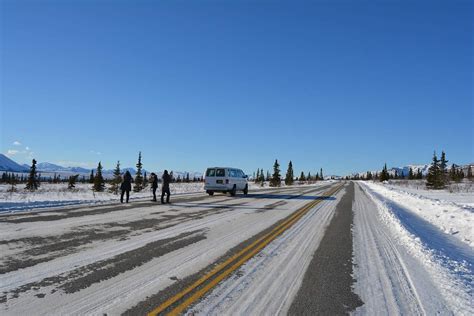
[206,168,215,177]
[216,169,226,177]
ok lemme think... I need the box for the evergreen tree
[25,159,40,191]
[109,161,122,194]
[285,161,294,185]
[143,172,148,188]
[379,163,389,182]
[457,169,464,181]
[266,170,270,182]
[307,172,311,181]
[426,152,444,189]
[417,169,423,179]
[186,173,190,183]
[255,169,260,183]
[68,174,79,189]
[299,171,306,181]
[320,168,324,180]
[259,168,265,185]
[468,165,473,181]
[449,164,457,182]
[89,170,94,184]
[440,151,449,185]
[133,151,144,192]
[408,167,414,180]
[93,162,105,192]
[270,160,281,187]
[8,173,18,192]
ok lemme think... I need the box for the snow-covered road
[1,181,472,315]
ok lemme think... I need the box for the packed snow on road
[0,180,472,315]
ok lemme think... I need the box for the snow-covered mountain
[0,154,29,172]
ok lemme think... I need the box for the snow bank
[362,181,473,247]
[359,183,474,314]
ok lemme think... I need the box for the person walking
[161,170,171,204]
[150,172,158,202]
[120,170,133,203]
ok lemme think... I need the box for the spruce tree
[68,174,79,189]
[440,151,448,185]
[285,161,294,185]
[426,152,444,189]
[417,169,423,179]
[449,164,457,182]
[186,173,190,183]
[255,169,260,183]
[8,173,18,192]
[408,167,414,180]
[380,163,389,182]
[89,170,94,183]
[320,168,324,180]
[468,165,473,181]
[93,162,105,192]
[299,171,306,181]
[270,160,281,187]
[133,151,144,192]
[25,159,40,191]
[266,170,270,182]
[143,172,148,188]
[259,168,265,185]
[109,161,122,194]
[307,172,311,181]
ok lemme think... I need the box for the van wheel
[243,185,248,195]
[230,185,237,196]
[207,190,214,196]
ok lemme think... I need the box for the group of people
[120,170,172,204]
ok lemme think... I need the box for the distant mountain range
[0,154,203,178]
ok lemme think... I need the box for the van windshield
[216,169,226,177]
[206,168,216,177]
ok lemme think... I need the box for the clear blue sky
[1,0,472,175]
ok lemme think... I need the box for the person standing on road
[120,171,133,203]
[161,170,171,204]
[150,172,158,202]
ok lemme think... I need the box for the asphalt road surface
[1,181,465,315]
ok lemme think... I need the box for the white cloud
[13,141,22,146]
[6,149,19,156]
[90,150,102,155]
[25,146,30,151]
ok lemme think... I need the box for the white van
[204,167,248,196]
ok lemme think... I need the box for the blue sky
[1,0,472,175]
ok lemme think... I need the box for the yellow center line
[148,184,344,316]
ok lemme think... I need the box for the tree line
[253,160,326,187]
[2,152,204,193]
[347,150,472,189]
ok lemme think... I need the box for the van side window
[216,169,226,177]
[229,170,236,177]
[206,168,216,177]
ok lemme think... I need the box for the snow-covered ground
[362,181,473,247]
[385,180,474,208]
[356,182,473,314]
[0,183,205,213]
[0,181,330,213]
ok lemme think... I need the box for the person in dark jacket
[120,171,133,203]
[161,170,171,204]
[150,172,158,202]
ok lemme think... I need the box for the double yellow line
[148,184,344,316]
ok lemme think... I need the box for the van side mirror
[243,175,248,178]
